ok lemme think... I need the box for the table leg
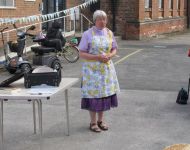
[65,89,70,136]
[0,99,4,150]
[37,99,42,137]
[32,100,36,134]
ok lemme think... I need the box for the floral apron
[81,28,120,98]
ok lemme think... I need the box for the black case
[24,70,61,88]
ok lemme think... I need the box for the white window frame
[145,0,152,8]
[176,0,179,9]
[169,0,173,9]
[0,0,15,8]
[158,0,164,9]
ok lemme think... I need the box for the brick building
[0,0,42,26]
[1,0,189,41]
[42,0,81,30]
[100,0,189,40]
[0,0,42,45]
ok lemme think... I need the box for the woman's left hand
[99,54,110,63]
[106,53,111,60]
[106,49,117,60]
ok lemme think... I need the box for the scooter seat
[31,46,56,55]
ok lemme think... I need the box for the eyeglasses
[96,18,107,22]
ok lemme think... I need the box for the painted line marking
[154,45,167,48]
[114,49,143,65]
[115,55,120,57]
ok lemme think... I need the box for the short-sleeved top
[78,26,118,53]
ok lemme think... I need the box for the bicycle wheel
[63,46,79,63]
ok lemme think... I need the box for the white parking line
[114,49,143,65]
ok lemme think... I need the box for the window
[145,0,152,8]
[158,0,164,9]
[169,0,173,9]
[184,0,187,9]
[0,0,14,7]
[176,0,180,9]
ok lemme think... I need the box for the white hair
[93,10,107,22]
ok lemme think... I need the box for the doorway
[42,0,66,30]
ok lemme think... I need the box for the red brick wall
[1,0,187,42]
[0,0,42,18]
[99,0,188,40]
[0,0,42,46]
[140,18,187,39]
[100,0,139,34]
[66,0,80,8]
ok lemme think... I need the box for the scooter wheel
[21,63,32,73]
[51,59,61,70]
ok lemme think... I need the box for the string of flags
[0,0,98,26]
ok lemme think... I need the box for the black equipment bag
[176,78,190,104]
[24,69,61,88]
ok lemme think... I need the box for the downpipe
[187,0,190,28]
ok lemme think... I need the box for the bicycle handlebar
[13,23,17,29]
[26,33,35,37]
[0,27,8,33]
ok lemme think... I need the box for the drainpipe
[188,0,190,28]
[111,0,116,32]
[46,0,49,30]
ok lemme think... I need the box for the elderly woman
[78,10,120,133]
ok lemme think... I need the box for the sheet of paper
[27,84,58,94]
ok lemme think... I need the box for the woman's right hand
[98,54,110,63]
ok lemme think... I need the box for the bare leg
[97,111,108,130]
[89,111,101,132]
[89,111,97,124]
[97,111,103,122]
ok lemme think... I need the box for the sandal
[97,121,108,131]
[89,123,101,133]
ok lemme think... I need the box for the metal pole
[37,100,42,137]
[187,0,190,28]
[74,10,76,35]
[64,17,66,33]
[7,32,9,53]
[33,100,36,134]
[0,100,4,150]
[81,14,83,34]
[65,89,69,136]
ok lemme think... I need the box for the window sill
[144,17,152,21]
[0,6,16,9]
[145,8,152,11]
[158,16,163,19]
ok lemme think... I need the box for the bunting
[0,0,98,26]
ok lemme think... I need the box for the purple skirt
[81,94,118,112]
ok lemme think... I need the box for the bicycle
[57,38,79,63]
